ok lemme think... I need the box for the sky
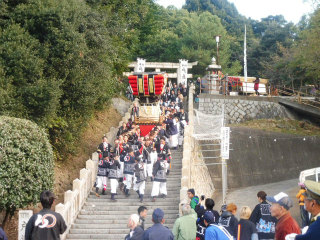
[156,0,314,24]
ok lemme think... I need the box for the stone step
[77,213,179,220]
[89,187,179,195]
[67,234,127,239]
[82,205,178,211]
[86,195,179,201]
[83,200,180,207]
[71,223,174,229]
[65,145,183,240]
[69,227,173,235]
[74,218,176,225]
[87,193,179,200]
[86,197,180,204]
[80,209,178,215]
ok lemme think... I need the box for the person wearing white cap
[125,214,144,240]
[267,192,301,240]
[286,180,320,240]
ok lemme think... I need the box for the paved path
[66,149,182,239]
[214,178,303,226]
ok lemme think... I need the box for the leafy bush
[0,116,54,224]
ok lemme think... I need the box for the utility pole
[215,35,221,65]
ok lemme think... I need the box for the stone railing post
[57,98,134,237]
[86,159,96,183]
[180,84,195,212]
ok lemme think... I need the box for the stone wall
[198,95,287,124]
[180,86,215,207]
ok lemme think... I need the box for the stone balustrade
[180,85,215,209]
[55,98,137,240]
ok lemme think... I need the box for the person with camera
[194,197,220,240]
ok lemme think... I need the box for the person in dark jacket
[169,90,176,103]
[218,203,239,239]
[163,116,179,149]
[25,191,67,240]
[97,136,112,159]
[237,206,258,240]
[138,206,148,230]
[107,152,121,201]
[143,140,154,181]
[195,198,220,240]
[143,208,174,240]
[249,191,276,240]
[151,156,168,202]
[125,214,144,240]
[131,102,139,121]
[133,157,146,202]
[292,180,320,240]
[95,154,109,195]
[177,108,188,125]
[204,212,232,240]
[117,122,128,137]
[154,137,172,174]
[123,148,136,197]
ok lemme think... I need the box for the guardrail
[55,99,137,240]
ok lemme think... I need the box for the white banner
[178,59,188,85]
[221,127,230,159]
[19,210,33,240]
[136,58,146,73]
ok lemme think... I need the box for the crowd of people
[2,80,319,240]
[94,82,188,202]
[124,183,320,240]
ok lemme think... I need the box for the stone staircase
[66,149,182,240]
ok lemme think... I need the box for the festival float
[128,72,168,136]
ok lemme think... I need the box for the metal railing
[274,85,320,110]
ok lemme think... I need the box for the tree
[0,116,54,227]
[294,8,320,88]
[247,15,297,77]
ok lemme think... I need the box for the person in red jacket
[254,77,260,96]
[267,192,301,240]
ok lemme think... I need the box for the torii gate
[123,58,198,86]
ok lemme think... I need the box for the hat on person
[204,211,215,223]
[187,188,195,196]
[152,208,164,223]
[221,204,227,212]
[266,192,293,210]
[303,180,320,201]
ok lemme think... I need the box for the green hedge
[0,116,54,216]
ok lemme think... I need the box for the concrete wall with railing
[180,85,215,207]
[55,99,138,240]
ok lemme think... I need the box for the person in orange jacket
[296,183,310,227]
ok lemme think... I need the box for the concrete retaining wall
[180,86,215,206]
[209,127,320,189]
[198,95,287,124]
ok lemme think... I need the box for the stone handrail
[180,85,215,208]
[55,98,138,240]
